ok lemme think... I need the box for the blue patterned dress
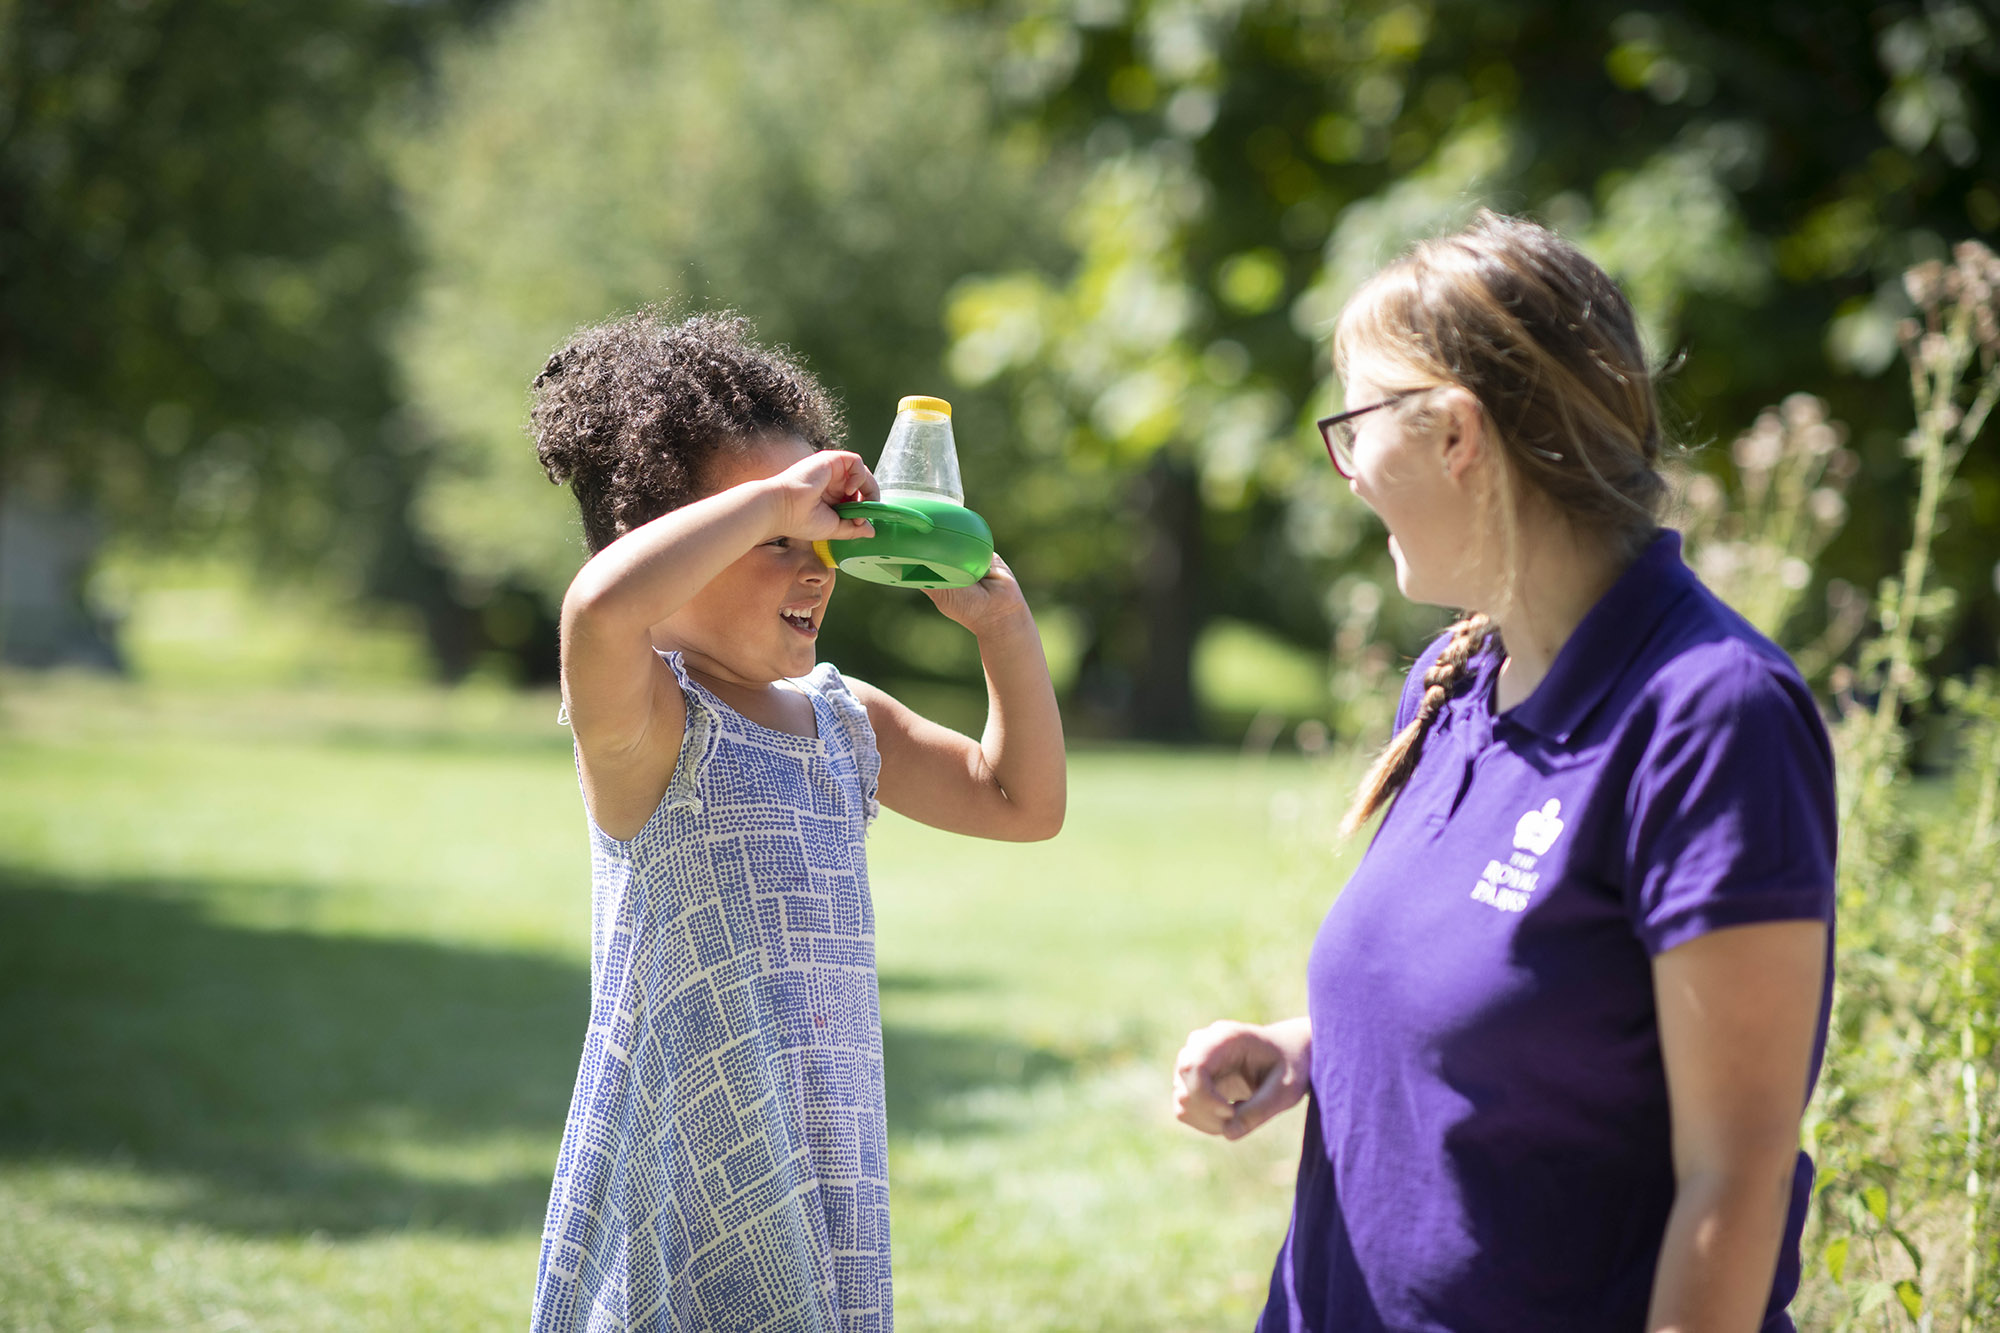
[533,652,891,1333]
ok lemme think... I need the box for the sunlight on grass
[89,553,436,690]
[0,674,1365,1330]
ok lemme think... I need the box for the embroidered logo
[1471,798,1566,913]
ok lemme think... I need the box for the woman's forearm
[1265,1015,1312,1057]
[1645,1159,1797,1333]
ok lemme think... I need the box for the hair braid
[1338,614,1495,837]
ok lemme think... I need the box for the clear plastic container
[875,395,964,506]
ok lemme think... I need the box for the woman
[1174,212,1835,1333]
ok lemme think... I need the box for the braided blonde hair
[1335,211,1669,836]
[1338,614,1494,837]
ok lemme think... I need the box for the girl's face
[1338,358,1490,610]
[665,434,836,685]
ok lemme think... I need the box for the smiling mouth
[779,607,818,636]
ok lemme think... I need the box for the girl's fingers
[798,451,873,501]
[833,452,877,500]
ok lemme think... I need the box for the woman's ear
[1434,386,1488,482]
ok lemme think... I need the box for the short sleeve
[1623,646,1836,956]
[806,665,882,826]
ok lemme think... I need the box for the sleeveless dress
[532,652,891,1333]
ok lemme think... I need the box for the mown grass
[0,673,1360,1331]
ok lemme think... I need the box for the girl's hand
[1173,1017,1311,1140]
[924,552,1034,638]
[763,450,879,541]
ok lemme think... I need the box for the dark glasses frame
[1316,391,1415,479]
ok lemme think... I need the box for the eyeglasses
[1317,392,1415,479]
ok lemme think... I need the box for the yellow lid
[897,395,952,417]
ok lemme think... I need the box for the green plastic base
[828,498,994,589]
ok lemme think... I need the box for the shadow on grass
[0,868,1076,1238]
[0,867,584,1238]
[879,968,1074,1136]
[883,1027,1075,1137]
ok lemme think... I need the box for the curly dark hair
[530,310,843,554]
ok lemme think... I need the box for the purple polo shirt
[1262,530,1836,1333]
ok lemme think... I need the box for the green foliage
[1681,245,2000,1332]
[19,0,1998,713]
[1673,393,1864,680]
[1193,615,1328,730]
[0,0,482,560]
[951,0,2000,733]
[393,0,1059,684]
[1772,243,2000,1332]
[1806,674,2000,1331]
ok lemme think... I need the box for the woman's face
[1338,358,1489,610]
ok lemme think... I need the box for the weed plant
[1696,242,2000,1332]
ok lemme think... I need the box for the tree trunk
[1129,451,1203,740]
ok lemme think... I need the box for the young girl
[527,312,1065,1332]
[1173,213,1835,1332]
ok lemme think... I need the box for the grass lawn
[0,674,1363,1331]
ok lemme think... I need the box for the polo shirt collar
[1495,528,1696,745]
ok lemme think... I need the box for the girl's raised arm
[561,449,875,837]
[852,553,1067,842]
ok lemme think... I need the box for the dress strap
[655,650,714,820]
[657,648,694,689]
[800,664,882,826]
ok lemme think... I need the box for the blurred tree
[20,0,1991,717]
[394,0,1060,689]
[0,0,501,670]
[950,0,2000,737]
